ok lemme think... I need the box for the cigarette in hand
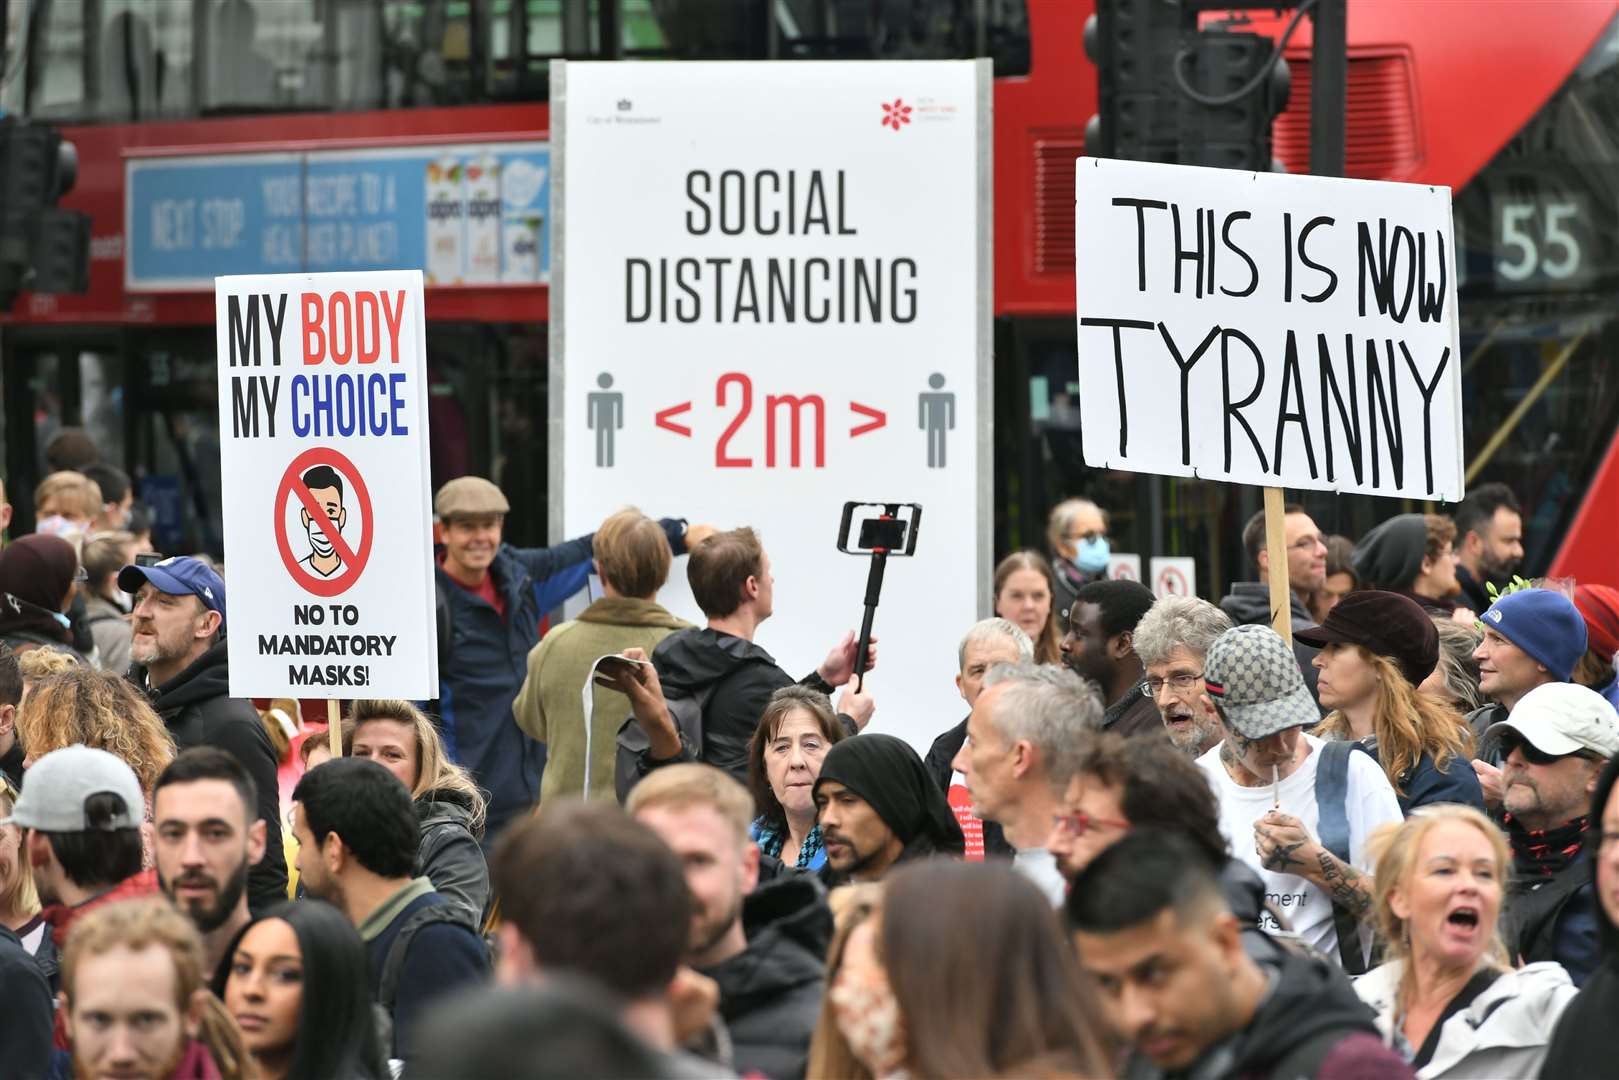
[1272,764,1280,809]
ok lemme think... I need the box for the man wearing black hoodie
[629,764,830,1080]
[1068,831,1412,1080]
[120,557,287,912]
[637,528,873,783]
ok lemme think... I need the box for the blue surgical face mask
[1075,535,1111,574]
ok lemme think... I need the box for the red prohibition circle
[1159,567,1188,595]
[274,447,375,597]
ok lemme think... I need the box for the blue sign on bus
[126,142,549,291]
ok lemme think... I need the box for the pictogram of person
[298,464,347,579]
[588,371,623,467]
[919,372,955,469]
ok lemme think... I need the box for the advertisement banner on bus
[551,60,993,753]
[1074,158,1465,502]
[129,144,549,291]
[212,269,437,699]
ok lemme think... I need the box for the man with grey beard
[1131,596,1232,758]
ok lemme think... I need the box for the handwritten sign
[1075,158,1464,501]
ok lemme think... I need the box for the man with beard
[629,764,829,1080]
[1061,579,1161,738]
[1492,682,1618,987]
[1195,625,1401,973]
[152,747,266,979]
[815,734,964,884]
[1452,482,1525,614]
[120,556,286,912]
[291,756,488,1061]
[1129,596,1232,757]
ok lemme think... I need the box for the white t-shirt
[1013,847,1068,907]
[1196,734,1402,964]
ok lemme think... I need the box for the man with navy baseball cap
[120,556,286,912]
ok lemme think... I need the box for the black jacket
[1541,756,1619,1077]
[1103,683,1165,739]
[923,717,1013,858]
[699,874,831,1080]
[1455,564,1495,617]
[1124,950,1399,1079]
[651,629,838,782]
[415,789,490,926]
[1219,583,1324,702]
[0,922,51,1080]
[134,641,288,912]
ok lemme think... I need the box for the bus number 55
[1497,198,1583,283]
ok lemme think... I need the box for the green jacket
[512,596,692,802]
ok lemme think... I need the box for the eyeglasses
[1051,810,1131,837]
[1140,672,1205,697]
[1287,535,1324,552]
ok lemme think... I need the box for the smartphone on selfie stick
[837,502,922,692]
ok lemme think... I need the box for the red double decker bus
[2,0,1615,588]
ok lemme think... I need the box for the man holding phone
[610,527,874,787]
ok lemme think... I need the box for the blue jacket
[434,521,686,836]
[366,889,490,1061]
[1394,749,1487,815]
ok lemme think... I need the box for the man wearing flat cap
[813,733,964,885]
[431,475,707,840]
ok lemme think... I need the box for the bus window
[96,1,193,120]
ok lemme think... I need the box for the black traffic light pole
[1308,0,1347,178]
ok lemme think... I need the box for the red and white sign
[215,269,436,698]
[1108,553,1143,582]
[553,61,992,752]
[1150,556,1198,600]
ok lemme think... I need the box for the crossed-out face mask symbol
[298,464,349,579]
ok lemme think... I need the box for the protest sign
[1150,556,1197,599]
[552,60,992,752]
[1074,158,1464,502]
[214,270,437,704]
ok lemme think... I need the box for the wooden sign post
[327,699,343,758]
[1263,487,1293,646]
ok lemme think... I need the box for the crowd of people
[2,430,1619,1079]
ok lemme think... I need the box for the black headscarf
[1351,514,1429,592]
[0,535,77,646]
[814,733,964,863]
[1537,754,1619,1077]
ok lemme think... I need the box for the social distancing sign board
[214,269,436,698]
[1075,159,1464,502]
[552,60,992,751]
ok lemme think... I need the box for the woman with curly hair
[18,665,175,795]
[343,698,490,923]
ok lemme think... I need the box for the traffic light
[0,119,91,309]
[1085,1,1292,173]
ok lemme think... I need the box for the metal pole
[1308,0,1347,178]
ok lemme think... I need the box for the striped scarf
[756,821,824,869]
[1506,813,1588,879]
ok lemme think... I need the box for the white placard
[553,61,991,751]
[214,270,437,699]
[1150,556,1198,599]
[1075,158,1464,501]
[1108,553,1143,583]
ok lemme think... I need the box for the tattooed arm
[1313,849,1374,918]
[1254,812,1375,918]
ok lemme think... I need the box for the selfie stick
[839,502,922,693]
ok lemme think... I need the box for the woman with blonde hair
[992,551,1062,666]
[0,782,48,974]
[345,698,490,922]
[18,665,175,794]
[1355,805,1576,1076]
[1300,591,1483,814]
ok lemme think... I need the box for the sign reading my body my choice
[214,270,437,699]
[1075,158,1465,501]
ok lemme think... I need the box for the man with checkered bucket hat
[1195,625,1403,974]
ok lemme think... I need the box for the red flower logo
[881,99,913,131]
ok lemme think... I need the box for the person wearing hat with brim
[121,555,288,914]
[1494,681,1619,987]
[1298,591,1485,814]
[1467,588,1589,805]
[431,475,709,841]
[1195,624,1403,972]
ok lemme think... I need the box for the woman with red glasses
[1046,730,1295,962]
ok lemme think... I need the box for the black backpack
[613,675,722,803]
[1315,738,1379,975]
